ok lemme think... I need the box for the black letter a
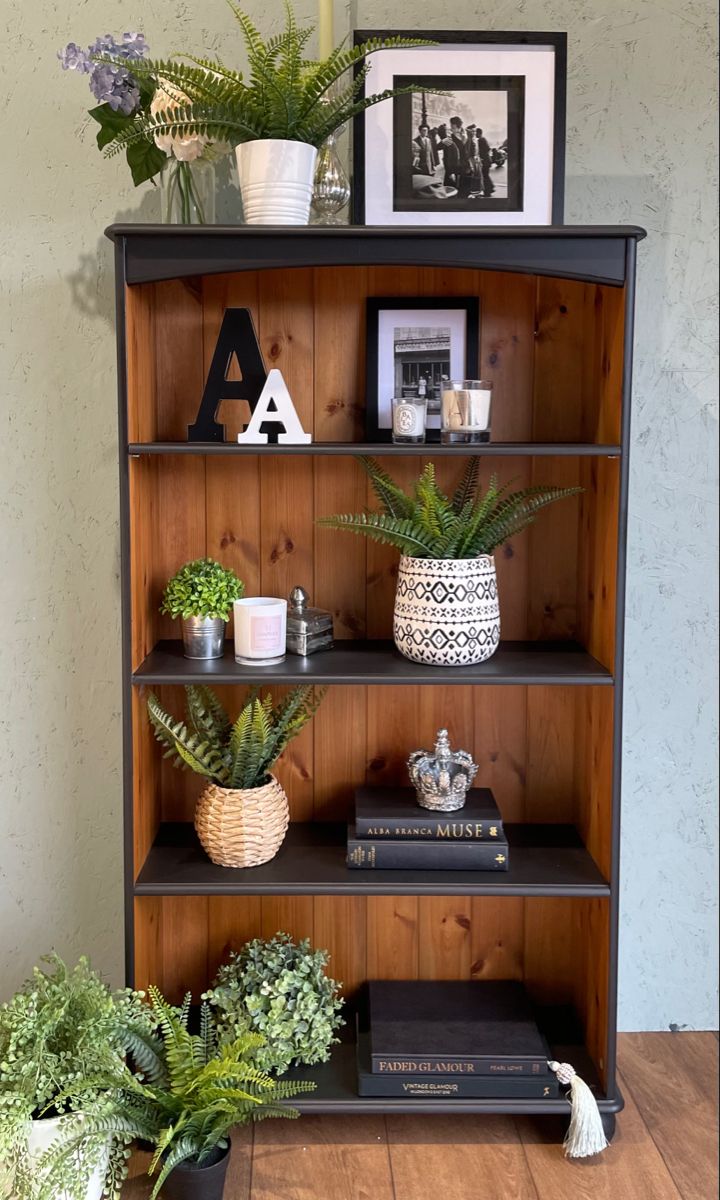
[188,308,267,442]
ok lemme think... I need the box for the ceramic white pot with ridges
[235,140,317,225]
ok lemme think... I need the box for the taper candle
[318,0,333,60]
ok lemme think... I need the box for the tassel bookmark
[548,1060,609,1158]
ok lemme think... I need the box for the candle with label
[392,395,427,444]
[234,597,287,666]
[440,380,493,444]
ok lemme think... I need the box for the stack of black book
[357,980,559,1099]
[346,786,509,870]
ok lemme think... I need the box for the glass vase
[311,131,351,225]
[159,158,215,225]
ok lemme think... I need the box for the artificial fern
[36,988,315,1200]
[317,457,581,560]
[96,3,434,154]
[148,684,324,790]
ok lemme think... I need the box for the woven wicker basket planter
[195,774,290,868]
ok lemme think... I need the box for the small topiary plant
[160,557,244,621]
[205,933,344,1074]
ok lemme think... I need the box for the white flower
[150,80,209,162]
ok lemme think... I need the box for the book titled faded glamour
[356,1032,559,1098]
[368,980,551,1076]
[354,786,504,840]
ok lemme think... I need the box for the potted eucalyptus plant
[98,3,431,224]
[147,684,324,866]
[206,933,344,1074]
[0,954,157,1200]
[160,558,244,660]
[318,457,581,667]
[36,986,314,1200]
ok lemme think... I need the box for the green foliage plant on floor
[317,456,582,559]
[35,987,315,1200]
[205,933,344,1074]
[0,954,158,1200]
[160,558,245,621]
[147,684,325,790]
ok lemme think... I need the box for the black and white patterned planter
[393,555,500,666]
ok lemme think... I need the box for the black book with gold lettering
[368,980,550,1075]
[346,826,509,870]
[354,786,503,841]
[356,1030,559,1098]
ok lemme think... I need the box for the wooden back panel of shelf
[125,264,625,1093]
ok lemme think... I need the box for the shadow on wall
[67,157,242,331]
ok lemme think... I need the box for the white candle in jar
[234,597,287,665]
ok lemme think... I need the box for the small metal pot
[181,616,226,660]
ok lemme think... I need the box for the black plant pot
[161,1144,230,1200]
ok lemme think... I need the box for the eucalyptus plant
[160,558,245,621]
[147,684,324,790]
[0,955,158,1200]
[35,987,314,1200]
[317,457,581,559]
[205,933,344,1074]
[97,2,433,157]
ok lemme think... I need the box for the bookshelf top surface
[106,223,645,287]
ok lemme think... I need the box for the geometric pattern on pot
[393,554,501,666]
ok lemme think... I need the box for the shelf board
[132,640,613,687]
[107,223,646,288]
[128,441,622,458]
[286,1037,621,1115]
[133,822,610,898]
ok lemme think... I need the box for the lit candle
[318,0,333,60]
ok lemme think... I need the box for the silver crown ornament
[407,728,478,812]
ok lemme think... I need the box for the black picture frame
[352,30,567,226]
[365,296,480,444]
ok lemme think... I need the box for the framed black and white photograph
[366,297,480,442]
[353,31,566,226]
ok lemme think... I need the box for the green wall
[0,0,717,1028]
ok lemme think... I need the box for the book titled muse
[354,786,504,840]
[368,980,550,1076]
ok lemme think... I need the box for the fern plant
[95,2,433,156]
[0,955,158,1200]
[317,457,581,559]
[36,987,315,1200]
[147,684,324,789]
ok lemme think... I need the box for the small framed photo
[366,297,480,442]
[353,31,566,226]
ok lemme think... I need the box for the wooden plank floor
[125,1033,718,1200]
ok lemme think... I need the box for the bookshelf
[108,223,644,1131]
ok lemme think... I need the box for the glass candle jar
[391,395,427,444]
[440,380,492,444]
[234,597,287,666]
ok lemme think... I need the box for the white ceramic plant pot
[393,555,500,667]
[235,139,318,225]
[26,1114,109,1200]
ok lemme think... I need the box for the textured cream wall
[1,0,717,1028]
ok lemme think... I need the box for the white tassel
[548,1060,609,1158]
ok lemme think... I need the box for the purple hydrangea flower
[59,31,148,116]
[58,42,93,72]
[89,63,141,114]
[118,32,149,60]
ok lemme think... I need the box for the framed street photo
[366,296,480,442]
[352,31,566,226]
